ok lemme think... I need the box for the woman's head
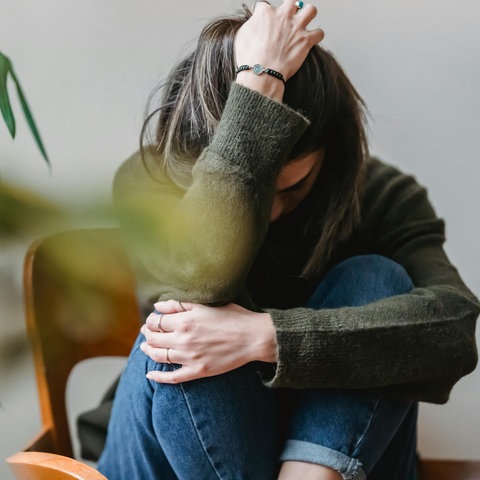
[142,5,368,275]
[141,13,243,186]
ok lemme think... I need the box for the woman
[97,1,479,479]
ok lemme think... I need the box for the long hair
[140,6,368,277]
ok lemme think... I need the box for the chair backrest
[22,228,141,457]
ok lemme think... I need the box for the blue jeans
[97,255,417,479]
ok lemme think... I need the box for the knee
[339,255,412,289]
[338,255,411,285]
[308,255,414,309]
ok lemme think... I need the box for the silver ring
[166,348,172,364]
[157,313,165,332]
[177,300,187,312]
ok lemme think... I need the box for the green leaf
[10,68,50,166]
[0,51,16,138]
[0,50,50,166]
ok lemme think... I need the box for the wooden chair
[6,228,480,479]
[418,460,480,480]
[7,452,107,480]
[6,229,141,479]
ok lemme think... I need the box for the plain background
[1,1,479,478]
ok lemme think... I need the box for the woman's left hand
[140,299,277,383]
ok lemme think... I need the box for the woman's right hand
[234,0,324,99]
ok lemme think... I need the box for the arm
[142,160,477,400]
[115,1,323,306]
[115,85,308,305]
[266,159,479,403]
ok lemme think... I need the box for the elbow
[157,256,246,305]
[450,316,478,380]
[459,335,478,379]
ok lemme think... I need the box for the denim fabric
[97,255,418,480]
[279,390,418,479]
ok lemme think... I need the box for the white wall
[1,0,479,463]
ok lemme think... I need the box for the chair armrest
[6,451,107,480]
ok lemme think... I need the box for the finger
[176,300,188,312]
[140,341,168,363]
[145,311,172,332]
[146,366,205,384]
[140,324,171,346]
[280,0,302,14]
[153,309,196,334]
[295,4,317,26]
[140,341,179,364]
[253,0,272,12]
[307,27,325,45]
[154,299,196,313]
[152,299,183,314]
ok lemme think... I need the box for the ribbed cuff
[206,82,309,182]
[261,307,316,388]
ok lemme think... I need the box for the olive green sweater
[114,83,479,404]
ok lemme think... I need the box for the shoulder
[364,156,419,189]
[114,149,160,185]
[362,156,438,222]
[113,148,179,198]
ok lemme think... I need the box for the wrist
[253,312,278,363]
[235,72,285,102]
[236,64,286,85]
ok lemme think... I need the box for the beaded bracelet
[235,64,286,84]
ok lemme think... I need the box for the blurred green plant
[0,180,64,240]
[0,50,49,165]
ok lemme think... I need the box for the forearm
[116,84,309,305]
[235,74,285,102]
[264,283,478,401]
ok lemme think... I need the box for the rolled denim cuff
[280,439,366,480]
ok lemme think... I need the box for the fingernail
[146,372,154,380]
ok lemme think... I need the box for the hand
[235,0,324,96]
[140,299,277,383]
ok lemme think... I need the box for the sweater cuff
[261,307,333,389]
[261,308,308,388]
[206,83,310,182]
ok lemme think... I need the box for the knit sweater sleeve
[113,83,309,306]
[265,159,479,403]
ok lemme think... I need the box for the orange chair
[418,460,480,480]
[7,452,107,480]
[6,228,480,479]
[6,229,140,479]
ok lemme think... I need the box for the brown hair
[140,6,368,277]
